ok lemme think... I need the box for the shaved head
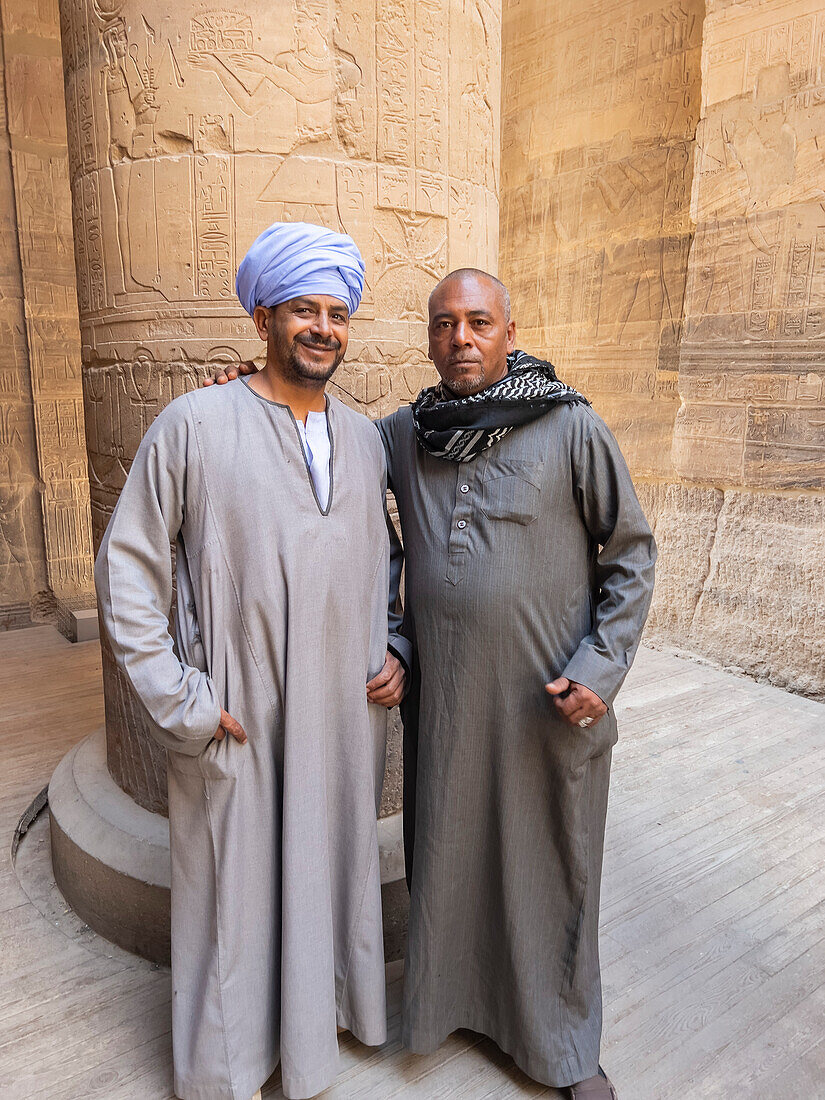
[426,268,516,396]
[429,268,511,323]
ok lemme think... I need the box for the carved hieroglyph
[0,4,92,628]
[58,0,501,811]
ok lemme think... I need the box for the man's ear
[506,319,516,352]
[252,305,270,342]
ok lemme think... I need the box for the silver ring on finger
[578,716,594,728]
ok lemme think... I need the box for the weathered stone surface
[0,25,50,625]
[665,0,825,693]
[0,1,93,630]
[676,0,825,492]
[692,490,825,694]
[639,482,825,695]
[380,709,403,817]
[502,0,825,696]
[501,0,704,478]
[636,481,724,639]
[58,0,500,812]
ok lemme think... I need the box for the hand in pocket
[214,709,248,744]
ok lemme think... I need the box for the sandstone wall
[58,0,501,812]
[0,22,49,629]
[501,0,703,476]
[0,0,93,631]
[663,0,825,694]
[501,0,825,696]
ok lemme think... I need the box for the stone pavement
[2,627,823,1098]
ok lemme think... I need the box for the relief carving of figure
[718,65,804,255]
[591,134,662,342]
[99,10,161,294]
[459,5,494,189]
[375,212,447,321]
[333,35,365,155]
[189,4,333,144]
[692,214,747,337]
[0,446,38,595]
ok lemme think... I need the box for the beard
[441,359,487,396]
[275,329,345,385]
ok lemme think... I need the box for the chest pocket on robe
[481,457,543,526]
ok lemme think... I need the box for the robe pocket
[481,461,543,525]
[575,707,618,762]
[168,735,248,781]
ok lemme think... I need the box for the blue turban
[236,221,366,317]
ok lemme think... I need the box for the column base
[49,730,408,966]
[49,729,172,963]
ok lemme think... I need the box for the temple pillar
[49,0,501,962]
[0,1,93,633]
[0,20,48,630]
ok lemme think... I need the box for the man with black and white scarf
[378,269,656,1100]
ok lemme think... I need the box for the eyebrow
[430,308,495,322]
[291,297,349,317]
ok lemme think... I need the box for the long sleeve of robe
[96,406,222,756]
[386,510,411,672]
[378,400,656,1090]
[96,380,393,1100]
[561,407,657,704]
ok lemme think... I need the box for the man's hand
[214,708,248,744]
[545,677,607,728]
[366,651,407,708]
[203,361,259,387]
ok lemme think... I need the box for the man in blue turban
[95,221,409,1100]
[236,220,366,319]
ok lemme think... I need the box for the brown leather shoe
[568,1067,618,1099]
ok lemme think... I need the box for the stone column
[0,4,93,633]
[0,22,49,629]
[51,0,501,961]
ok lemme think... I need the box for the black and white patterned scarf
[411,350,588,462]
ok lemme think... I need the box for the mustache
[295,333,341,352]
